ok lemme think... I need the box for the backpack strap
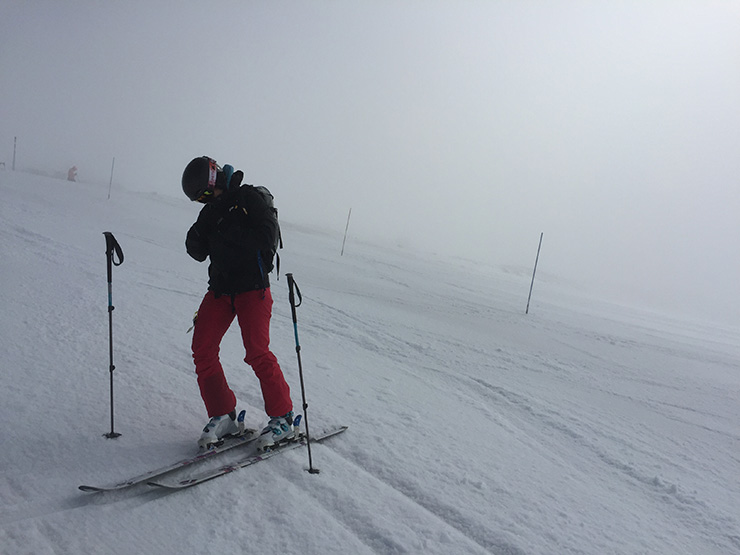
[274,210,282,280]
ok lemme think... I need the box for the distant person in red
[67,166,77,182]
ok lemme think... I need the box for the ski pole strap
[286,273,302,349]
[286,273,302,309]
[103,232,124,268]
[103,232,123,310]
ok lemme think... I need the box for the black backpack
[251,185,282,278]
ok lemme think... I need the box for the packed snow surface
[1,171,738,554]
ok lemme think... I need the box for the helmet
[182,156,220,202]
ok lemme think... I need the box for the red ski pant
[191,288,292,418]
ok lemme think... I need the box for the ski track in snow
[289,273,737,552]
[320,447,528,555]
[298,266,740,553]
[1,171,739,554]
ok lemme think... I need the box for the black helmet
[182,156,220,202]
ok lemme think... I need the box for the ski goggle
[196,158,220,203]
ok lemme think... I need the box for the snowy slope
[1,170,739,555]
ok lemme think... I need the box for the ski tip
[78,485,102,493]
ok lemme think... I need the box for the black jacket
[186,184,278,295]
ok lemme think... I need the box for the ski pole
[103,232,124,438]
[286,273,319,474]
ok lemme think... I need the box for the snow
[1,169,739,555]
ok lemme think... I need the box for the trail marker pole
[526,232,543,315]
[340,208,352,256]
[107,157,115,200]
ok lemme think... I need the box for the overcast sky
[2,1,739,324]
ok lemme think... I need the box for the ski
[79,411,257,492]
[148,425,347,490]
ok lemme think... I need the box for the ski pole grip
[287,273,295,303]
[103,232,124,275]
[286,273,302,348]
[286,273,302,312]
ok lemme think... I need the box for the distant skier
[67,166,77,181]
[181,156,294,450]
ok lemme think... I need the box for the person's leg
[192,292,237,417]
[235,289,292,417]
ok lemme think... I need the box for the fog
[2,1,739,325]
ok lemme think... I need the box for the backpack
[251,185,282,279]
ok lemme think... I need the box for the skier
[181,156,294,450]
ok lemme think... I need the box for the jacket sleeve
[185,206,218,262]
[186,224,208,262]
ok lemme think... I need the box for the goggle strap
[207,158,218,191]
